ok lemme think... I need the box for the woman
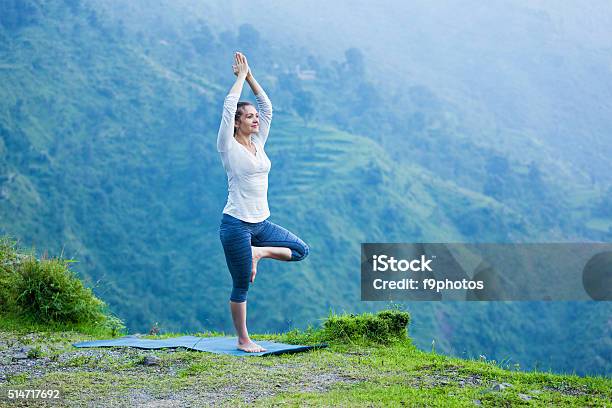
[217,52,310,353]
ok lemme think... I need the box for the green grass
[1,305,610,406]
[4,328,609,407]
[1,235,610,406]
[255,337,611,407]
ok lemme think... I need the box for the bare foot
[237,339,267,353]
[251,246,265,283]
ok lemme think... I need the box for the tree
[191,21,214,56]
[357,82,382,110]
[344,47,365,78]
[293,90,314,126]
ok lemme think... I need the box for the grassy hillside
[1,234,610,399]
[2,323,611,407]
[1,0,610,378]
[0,245,610,407]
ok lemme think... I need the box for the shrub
[14,256,106,324]
[0,235,124,334]
[376,309,411,338]
[0,236,33,313]
[279,310,412,346]
[321,309,411,344]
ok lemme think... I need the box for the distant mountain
[195,0,612,185]
[1,0,610,376]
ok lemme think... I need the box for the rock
[12,352,28,361]
[143,355,161,366]
[473,399,482,406]
[518,393,532,401]
[491,382,513,391]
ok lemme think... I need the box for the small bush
[322,310,410,344]
[14,256,106,324]
[280,310,412,345]
[0,235,125,334]
[376,309,411,338]
[0,236,34,311]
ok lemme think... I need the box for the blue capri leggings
[219,213,310,303]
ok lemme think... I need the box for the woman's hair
[234,101,255,135]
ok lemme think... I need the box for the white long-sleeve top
[217,90,273,222]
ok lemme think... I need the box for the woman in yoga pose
[218,52,310,353]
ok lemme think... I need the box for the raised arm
[247,73,273,146]
[217,54,248,152]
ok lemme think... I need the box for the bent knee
[293,242,310,261]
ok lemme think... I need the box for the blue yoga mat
[72,335,327,356]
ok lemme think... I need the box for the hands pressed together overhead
[233,51,251,78]
[227,51,263,96]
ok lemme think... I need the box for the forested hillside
[1,0,610,376]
